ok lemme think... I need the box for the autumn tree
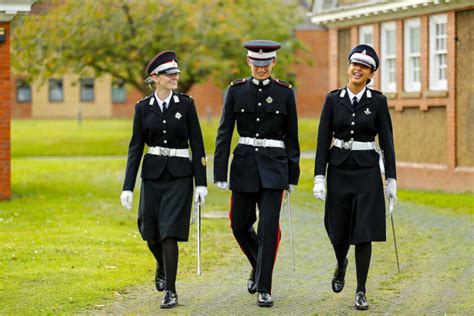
[12,0,306,94]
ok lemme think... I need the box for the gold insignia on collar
[201,157,207,166]
[266,96,273,104]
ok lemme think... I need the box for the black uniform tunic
[315,87,396,245]
[214,77,300,293]
[123,92,206,242]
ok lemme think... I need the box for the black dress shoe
[160,290,178,309]
[355,291,369,310]
[332,258,348,293]
[257,292,273,307]
[155,266,165,292]
[247,269,256,294]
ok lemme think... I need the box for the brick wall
[294,26,329,117]
[0,22,11,200]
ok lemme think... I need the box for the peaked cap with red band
[146,50,180,76]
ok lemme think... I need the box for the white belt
[148,146,190,158]
[333,138,385,175]
[239,137,285,148]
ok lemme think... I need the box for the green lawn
[11,118,319,157]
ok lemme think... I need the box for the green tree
[12,0,307,94]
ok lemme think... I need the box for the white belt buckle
[343,140,353,150]
[160,148,170,156]
[255,138,264,147]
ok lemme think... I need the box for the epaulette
[179,92,193,99]
[275,79,292,89]
[136,94,152,104]
[230,78,247,86]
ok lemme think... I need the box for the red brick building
[0,1,36,200]
[303,0,473,192]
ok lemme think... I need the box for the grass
[11,118,319,157]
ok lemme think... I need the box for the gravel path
[86,201,473,315]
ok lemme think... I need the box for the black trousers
[230,189,283,293]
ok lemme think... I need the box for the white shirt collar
[154,91,173,111]
[346,87,366,104]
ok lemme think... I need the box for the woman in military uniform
[120,50,207,309]
[313,44,397,310]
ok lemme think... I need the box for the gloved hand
[313,175,326,201]
[120,190,133,210]
[194,186,208,204]
[386,178,397,205]
[215,181,228,190]
[288,184,295,194]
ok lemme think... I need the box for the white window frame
[404,18,421,92]
[381,22,397,93]
[429,14,448,91]
[359,25,374,46]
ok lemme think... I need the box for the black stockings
[332,242,372,293]
[147,238,179,293]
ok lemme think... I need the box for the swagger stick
[389,199,400,273]
[197,197,202,275]
[286,191,296,271]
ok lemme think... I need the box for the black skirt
[137,169,193,242]
[325,155,386,245]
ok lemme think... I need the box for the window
[80,78,95,102]
[112,79,126,103]
[381,22,397,93]
[16,80,32,103]
[359,25,374,46]
[404,18,421,92]
[49,79,64,102]
[429,14,448,91]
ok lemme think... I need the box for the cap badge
[175,112,182,119]
[362,49,367,55]
[259,49,263,54]
[364,108,371,115]
[201,157,207,166]
[266,96,273,104]
[173,95,180,103]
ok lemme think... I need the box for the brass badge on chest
[364,108,371,115]
[266,96,273,104]
[175,112,182,119]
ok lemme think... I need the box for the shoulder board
[368,88,383,95]
[179,92,193,99]
[230,78,247,86]
[275,79,292,89]
[136,94,152,104]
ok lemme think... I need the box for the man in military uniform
[214,40,300,307]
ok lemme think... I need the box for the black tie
[352,96,359,108]
[162,101,167,115]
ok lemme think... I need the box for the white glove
[313,175,326,201]
[215,181,228,190]
[288,184,295,194]
[386,178,397,205]
[194,186,208,204]
[120,190,133,210]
